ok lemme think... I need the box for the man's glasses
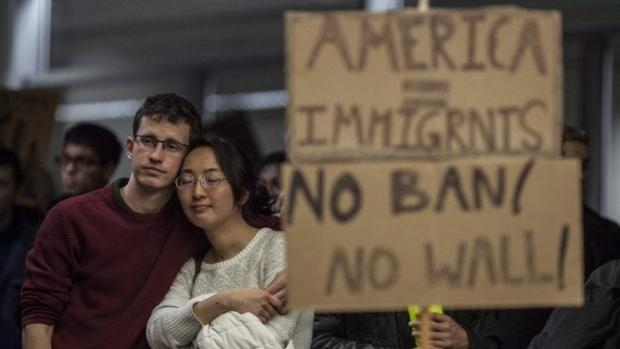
[175,174,227,191]
[55,154,100,169]
[134,135,188,154]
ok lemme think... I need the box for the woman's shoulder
[257,227,285,241]
[254,228,286,252]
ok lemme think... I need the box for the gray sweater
[146,228,313,348]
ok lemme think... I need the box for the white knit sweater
[146,228,313,349]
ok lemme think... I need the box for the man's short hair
[133,93,202,145]
[0,146,24,186]
[563,126,589,146]
[63,123,122,166]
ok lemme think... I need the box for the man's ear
[125,136,134,160]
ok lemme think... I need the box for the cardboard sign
[0,89,58,206]
[286,7,562,162]
[283,158,582,310]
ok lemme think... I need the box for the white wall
[606,36,620,223]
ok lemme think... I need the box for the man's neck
[121,175,173,214]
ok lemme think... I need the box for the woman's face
[176,146,240,230]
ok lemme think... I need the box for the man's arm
[265,268,288,316]
[22,324,53,349]
[312,313,394,349]
[417,310,500,349]
[453,310,501,349]
[21,208,78,345]
[265,269,287,300]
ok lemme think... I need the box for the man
[257,151,286,213]
[496,126,620,349]
[21,93,286,349]
[528,259,620,348]
[561,126,620,277]
[0,146,42,349]
[312,310,500,348]
[51,123,121,207]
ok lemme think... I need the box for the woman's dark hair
[188,135,275,220]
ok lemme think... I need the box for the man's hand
[264,269,288,314]
[22,323,53,349]
[411,313,469,349]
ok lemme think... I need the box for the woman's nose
[192,181,207,199]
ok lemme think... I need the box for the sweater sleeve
[450,310,502,349]
[261,231,312,347]
[21,207,80,326]
[146,259,204,349]
[260,231,287,289]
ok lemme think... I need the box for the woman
[147,136,312,349]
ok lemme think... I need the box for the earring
[128,152,132,160]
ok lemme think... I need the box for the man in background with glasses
[49,123,121,208]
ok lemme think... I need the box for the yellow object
[409,305,443,348]
[408,305,443,322]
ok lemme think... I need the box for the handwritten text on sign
[286,7,562,161]
[283,158,582,311]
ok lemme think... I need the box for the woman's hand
[220,288,283,323]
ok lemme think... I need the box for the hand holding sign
[411,312,469,349]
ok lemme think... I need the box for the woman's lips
[191,204,211,213]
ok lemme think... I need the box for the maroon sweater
[21,179,208,349]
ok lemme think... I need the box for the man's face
[259,163,282,212]
[562,140,589,174]
[126,116,191,191]
[59,143,108,196]
[259,163,281,199]
[0,165,16,216]
[562,140,588,160]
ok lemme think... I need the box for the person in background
[495,125,620,349]
[528,259,620,348]
[21,93,287,349]
[50,123,122,207]
[312,309,500,349]
[257,151,286,213]
[561,126,620,276]
[0,146,42,349]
